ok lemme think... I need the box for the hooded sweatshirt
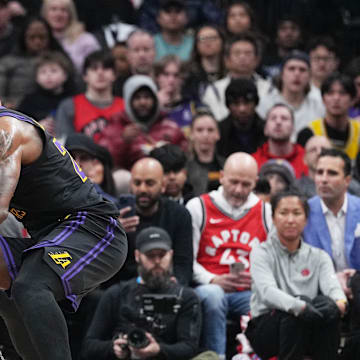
[123,74,160,129]
[98,75,188,169]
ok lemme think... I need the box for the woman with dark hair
[65,133,118,203]
[224,0,258,36]
[16,15,65,55]
[0,15,70,108]
[246,189,347,360]
[183,24,226,101]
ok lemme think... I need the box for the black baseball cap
[281,50,310,69]
[65,133,113,168]
[159,0,185,10]
[136,227,172,253]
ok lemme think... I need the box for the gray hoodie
[123,75,160,130]
[250,229,346,318]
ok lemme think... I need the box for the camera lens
[128,328,150,349]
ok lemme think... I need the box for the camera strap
[173,286,184,313]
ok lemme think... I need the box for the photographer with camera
[83,226,216,360]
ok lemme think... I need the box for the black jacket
[217,113,266,158]
[186,153,225,197]
[103,197,193,288]
[83,279,202,360]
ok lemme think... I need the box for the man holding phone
[229,262,245,275]
[186,152,272,359]
[115,157,193,287]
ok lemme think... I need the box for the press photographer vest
[197,194,268,276]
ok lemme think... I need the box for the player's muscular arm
[0,124,22,224]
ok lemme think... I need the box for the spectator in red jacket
[55,50,125,141]
[252,103,308,178]
[99,74,188,169]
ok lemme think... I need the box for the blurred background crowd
[1,0,360,359]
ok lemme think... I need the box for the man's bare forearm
[0,129,22,222]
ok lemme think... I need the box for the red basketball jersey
[197,194,268,275]
[73,94,124,142]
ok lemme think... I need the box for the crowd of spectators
[1,0,360,359]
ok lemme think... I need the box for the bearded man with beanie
[98,75,187,170]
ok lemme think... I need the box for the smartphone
[118,194,136,218]
[229,262,245,274]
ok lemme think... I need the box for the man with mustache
[116,157,193,287]
[186,152,272,359]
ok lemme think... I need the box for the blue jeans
[195,284,251,356]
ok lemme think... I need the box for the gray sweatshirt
[250,229,346,318]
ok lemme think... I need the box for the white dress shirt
[320,195,349,271]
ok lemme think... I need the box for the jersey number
[219,249,250,270]
[52,138,87,182]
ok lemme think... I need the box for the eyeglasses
[197,35,220,42]
[310,56,336,63]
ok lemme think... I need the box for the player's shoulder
[0,114,44,164]
[0,113,18,128]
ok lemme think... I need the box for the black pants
[350,271,360,331]
[246,308,340,360]
[0,316,20,360]
[340,272,360,360]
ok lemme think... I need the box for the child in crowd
[17,50,77,135]
[55,49,124,142]
[0,15,67,109]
